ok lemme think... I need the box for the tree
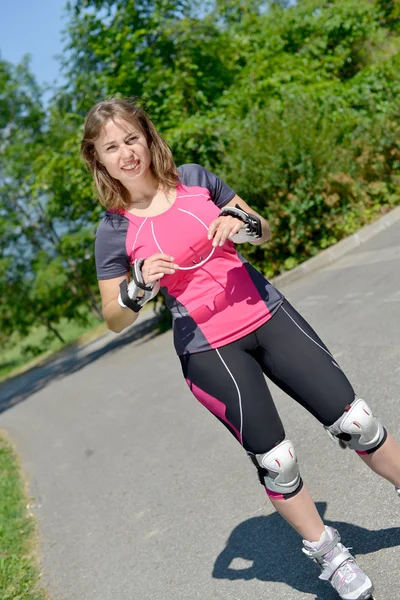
[0,56,103,349]
[59,0,240,127]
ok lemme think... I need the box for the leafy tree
[2,0,400,356]
[60,0,240,126]
[376,0,400,32]
[0,56,102,350]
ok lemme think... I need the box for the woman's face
[94,118,152,185]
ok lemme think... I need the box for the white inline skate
[302,526,375,600]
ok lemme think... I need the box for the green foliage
[218,94,400,276]
[60,0,241,127]
[375,0,400,32]
[166,0,400,276]
[1,0,400,354]
[0,57,103,349]
[0,56,43,137]
[0,309,104,380]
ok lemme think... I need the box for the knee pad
[325,398,386,453]
[253,439,302,497]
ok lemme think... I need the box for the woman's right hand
[141,254,179,285]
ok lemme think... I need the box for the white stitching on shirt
[150,209,215,270]
[131,217,148,253]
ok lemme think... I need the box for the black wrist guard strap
[118,259,160,312]
[219,203,262,242]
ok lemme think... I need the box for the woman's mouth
[121,159,139,172]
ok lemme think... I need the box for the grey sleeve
[178,163,236,208]
[95,214,130,280]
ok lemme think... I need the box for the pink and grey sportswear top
[95,163,284,355]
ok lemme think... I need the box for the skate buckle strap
[304,530,341,560]
[318,550,354,581]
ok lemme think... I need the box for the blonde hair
[81,98,179,210]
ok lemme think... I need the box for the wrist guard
[118,259,160,313]
[219,203,262,243]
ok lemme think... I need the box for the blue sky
[0,0,68,88]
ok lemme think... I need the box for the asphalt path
[1,219,399,600]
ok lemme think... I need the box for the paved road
[1,219,400,600]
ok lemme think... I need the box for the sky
[0,0,68,89]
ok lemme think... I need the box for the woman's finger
[207,218,220,240]
[152,260,179,270]
[212,227,222,246]
[142,256,178,281]
[151,253,175,262]
[213,224,233,246]
[143,263,178,284]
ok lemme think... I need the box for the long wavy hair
[81,98,179,211]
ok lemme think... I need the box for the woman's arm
[98,253,178,333]
[99,274,139,333]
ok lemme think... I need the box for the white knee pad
[325,398,385,452]
[255,439,301,495]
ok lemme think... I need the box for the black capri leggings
[180,299,356,459]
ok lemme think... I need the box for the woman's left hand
[208,215,243,247]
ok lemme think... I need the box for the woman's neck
[125,171,159,204]
[126,182,178,217]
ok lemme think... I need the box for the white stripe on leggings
[281,306,336,361]
[215,348,244,444]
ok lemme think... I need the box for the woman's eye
[127,136,138,144]
[106,145,116,151]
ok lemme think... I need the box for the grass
[0,302,159,384]
[0,431,48,600]
[0,313,109,383]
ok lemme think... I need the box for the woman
[81,97,400,600]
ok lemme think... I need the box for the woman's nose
[120,143,133,159]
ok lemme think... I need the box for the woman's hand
[207,215,243,247]
[141,253,179,284]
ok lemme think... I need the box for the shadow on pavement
[0,315,161,415]
[213,501,400,599]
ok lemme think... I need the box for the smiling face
[94,118,152,185]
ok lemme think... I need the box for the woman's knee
[249,438,304,500]
[324,397,386,455]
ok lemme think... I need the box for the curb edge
[272,205,400,288]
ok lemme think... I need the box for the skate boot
[395,487,400,498]
[302,526,374,600]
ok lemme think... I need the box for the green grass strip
[0,432,48,600]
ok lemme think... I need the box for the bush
[219,94,399,276]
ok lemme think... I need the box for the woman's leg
[269,484,326,541]
[358,433,400,488]
[255,299,398,491]
[180,336,325,542]
[249,299,385,597]
[181,330,374,598]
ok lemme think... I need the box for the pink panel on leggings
[264,486,285,500]
[355,450,368,455]
[186,379,242,444]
